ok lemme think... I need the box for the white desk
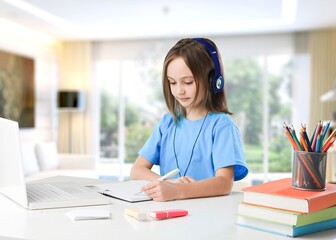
[1,176,336,240]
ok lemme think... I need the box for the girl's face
[167,57,205,117]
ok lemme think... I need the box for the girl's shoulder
[160,113,174,123]
[209,112,244,132]
[158,113,175,129]
[209,112,235,126]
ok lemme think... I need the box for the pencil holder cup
[292,150,327,191]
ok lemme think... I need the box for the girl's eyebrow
[167,76,194,81]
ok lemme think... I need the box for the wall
[0,25,58,145]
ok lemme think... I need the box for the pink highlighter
[149,209,188,220]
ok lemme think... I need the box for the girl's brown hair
[162,38,232,122]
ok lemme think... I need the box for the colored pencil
[321,120,331,142]
[311,121,322,152]
[323,128,336,148]
[322,136,336,152]
[290,126,303,151]
[300,124,312,152]
[283,126,298,150]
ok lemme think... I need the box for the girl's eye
[169,81,176,85]
[185,81,193,85]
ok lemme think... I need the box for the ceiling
[0,0,336,41]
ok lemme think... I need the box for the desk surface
[1,176,336,240]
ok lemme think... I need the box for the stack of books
[237,178,336,237]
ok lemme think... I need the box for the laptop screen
[0,117,28,208]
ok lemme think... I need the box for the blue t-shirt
[138,112,248,181]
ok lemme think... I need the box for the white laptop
[0,117,110,210]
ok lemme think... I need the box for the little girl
[130,38,248,201]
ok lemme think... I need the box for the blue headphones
[193,38,224,93]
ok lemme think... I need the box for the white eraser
[125,208,147,221]
[66,209,111,221]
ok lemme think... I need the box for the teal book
[237,216,336,237]
[237,202,336,227]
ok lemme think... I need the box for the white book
[90,180,152,203]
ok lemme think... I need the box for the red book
[149,209,188,219]
[242,178,336,213]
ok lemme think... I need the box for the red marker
[149,209,188,220]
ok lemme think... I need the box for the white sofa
[21,141,99,182]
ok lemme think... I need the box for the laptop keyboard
[27,183,77,202]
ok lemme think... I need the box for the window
[97,59,165,164]
[224,55,293,183]
[97,60,120,161]
[94,36,304,182]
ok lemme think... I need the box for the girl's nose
[177,84,185,94]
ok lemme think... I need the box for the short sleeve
[212,120,248,181]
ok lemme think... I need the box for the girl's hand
[141,181,180,202]
[141,176,197,201]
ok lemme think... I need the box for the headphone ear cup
[209,70,224,93]
[193,38,224,93]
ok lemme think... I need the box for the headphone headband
[193,38,224,93]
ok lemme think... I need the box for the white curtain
[295,30,336,133]
[57,41,98,155]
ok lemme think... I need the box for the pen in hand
[135,169,180,195]
[157,168,180,181]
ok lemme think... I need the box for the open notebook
[89,180,152,203]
